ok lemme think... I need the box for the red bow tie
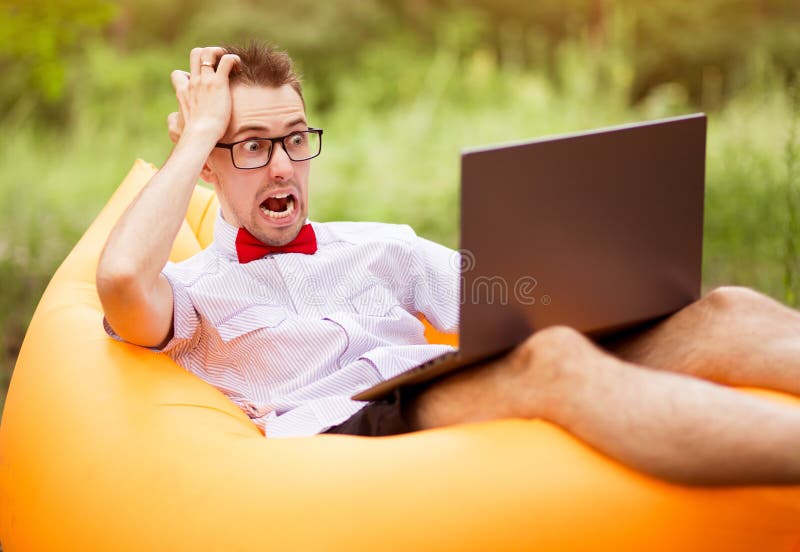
[235,224,318,263]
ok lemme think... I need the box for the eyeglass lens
[232,131,321,168]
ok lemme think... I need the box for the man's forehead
[228,84,306,135]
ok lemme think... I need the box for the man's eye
[243,141,263,152]
[288,133,306,146]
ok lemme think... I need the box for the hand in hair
[168,46,241,145]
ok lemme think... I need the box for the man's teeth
[260,196,295,219]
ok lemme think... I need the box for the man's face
[203,84,311,246]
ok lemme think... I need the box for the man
[97,41,800,485]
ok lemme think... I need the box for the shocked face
[203,84,311,246]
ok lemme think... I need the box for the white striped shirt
[106,212,459,437]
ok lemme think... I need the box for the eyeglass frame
[214,128,324,169]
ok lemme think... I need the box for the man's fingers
[177,46,233,142]
[170,70,190,120]
[203,46,228,66]
[215,54,241,79]
[189,48,203,80]
[189,46,228,79]
[167,111,184,144]
[170,69,190,92]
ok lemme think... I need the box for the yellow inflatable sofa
[1,159,799,552]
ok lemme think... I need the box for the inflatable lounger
[1,159,799,551]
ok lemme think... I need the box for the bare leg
[407,326,800,486]
[604,286,800,395]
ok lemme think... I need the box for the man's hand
[97,46,241,348]
[168,46,241,144]
[167,110,184,144]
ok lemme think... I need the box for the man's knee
[700,285,772,317]
[520,324,579,349]
[515,325,591,368]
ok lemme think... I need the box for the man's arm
[96,47,239,348]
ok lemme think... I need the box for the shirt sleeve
[157,263,201,353]
[102,261,201,355]
[409,235,460,333]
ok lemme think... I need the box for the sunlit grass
[781,83,800,307]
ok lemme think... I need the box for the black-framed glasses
[215,128,323,169]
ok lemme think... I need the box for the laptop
[353,113,707,402]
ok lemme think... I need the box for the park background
[0,0,798,419]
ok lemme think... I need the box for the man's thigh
[600,286,800,383]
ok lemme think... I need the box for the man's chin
[249,220,304,246]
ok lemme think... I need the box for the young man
[97,42,800,485]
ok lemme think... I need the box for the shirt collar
[211,210,319,262]
[212,210,240,262]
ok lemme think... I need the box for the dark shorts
[322,386,420,437]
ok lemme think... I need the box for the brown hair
[223,40,305,106]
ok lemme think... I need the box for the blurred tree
[1,0,799,126]
[107,0,400,111]
[411,0,800,106]
[0,0,116,124]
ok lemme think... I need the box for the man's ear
[200,158,219,185]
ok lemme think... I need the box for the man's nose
[268,142,294,181]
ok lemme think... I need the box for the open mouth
[260,193,296,220]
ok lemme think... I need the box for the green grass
[1,40,798,421]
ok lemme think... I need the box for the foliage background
[0,0,799,422]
